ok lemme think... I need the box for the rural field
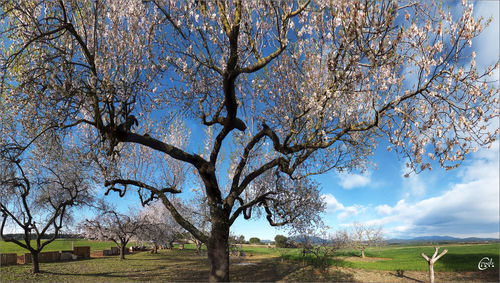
[1,240,498,282]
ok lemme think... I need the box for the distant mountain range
[264,235,499,244]
[386,236,499,244]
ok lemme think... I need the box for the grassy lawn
[1,248,312,282]
[0,239,134,254]
[1,249,210,282]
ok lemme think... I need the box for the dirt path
[279,265,499,282]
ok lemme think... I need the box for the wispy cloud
[373,143,499,238]
[322,193,366,221]
[474,1,499,70]
[336,171,372,189]
[401,164,426,198]
[338,205,366,220]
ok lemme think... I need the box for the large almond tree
[1,0,498,281]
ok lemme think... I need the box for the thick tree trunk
[361,247,365,258]
[207,219,230,282]
[31,251,40,273]
[120,244,126,260]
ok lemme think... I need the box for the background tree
[0,133,91,273]
[249,237,261,245]
[137,199,184,253]
[80,202,144,260]
[236,235,245,245]
[180,196,211,254]
[274,235,289,248]
[347,223,384,258]
[1,0,498,281]
[332,229,349,250]
[307,233,343,271]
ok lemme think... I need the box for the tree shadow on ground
[230,256,355,282]
[42,262,209,281]
[388,272,424,283]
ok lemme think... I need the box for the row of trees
[1,0,497,281]
[275,223,383,258]
[80,197,211,260]
[0,174,190,273]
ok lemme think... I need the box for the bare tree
[347,223,384,258]
[80,202,143,260]
[421,247,448,283]
[0,136,91,273]
[1,0,497,281]
[331,230,349,251]
[292,230,345,270]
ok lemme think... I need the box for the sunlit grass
[0,239,136,254]
[272,243,500,272]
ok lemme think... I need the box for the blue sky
[72,1,499,242]
[231,0,500,241]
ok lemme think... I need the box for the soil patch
[281,265,499,282]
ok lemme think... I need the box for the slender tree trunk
[207,218,230,282]
[421,247,447,283]
[31,251,40,274]
[361,247,365,258]
[166,241,173,249]
[429,263,435,283]
[196,241,202,254]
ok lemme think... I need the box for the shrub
[249,237,261,244]
[274,235,289,248]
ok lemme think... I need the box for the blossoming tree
[1,0,498,281]
[137,199,185,252]
[80,201,144,260]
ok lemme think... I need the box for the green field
[242,243,500,272]
[343,244,500,272]
[0,239,133,254]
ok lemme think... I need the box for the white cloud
[338,205,366,221]
[337,171,372,189]
[322,193,367,221]
[322,194,345,213]
[373,143,499,238]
